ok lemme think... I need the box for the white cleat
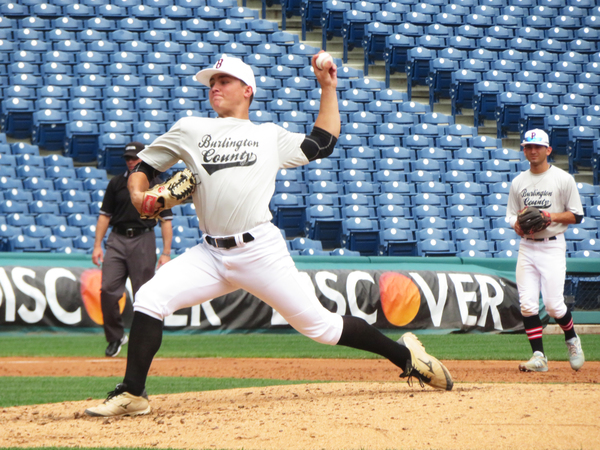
[519,351,548,372]
[566,336,585,371]
[85,384,150,417]
[398,332,453,391]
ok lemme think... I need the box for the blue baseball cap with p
[521,129,550,147]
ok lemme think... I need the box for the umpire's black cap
[123,141,145,158]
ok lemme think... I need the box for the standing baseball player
[84,53,452,417]
[506,128,585,372]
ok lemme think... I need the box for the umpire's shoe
[85,383,150,417]
[105,335,129,358]
[398,332,453,391]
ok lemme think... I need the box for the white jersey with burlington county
[138,116,307,236]
[506,165,584,238]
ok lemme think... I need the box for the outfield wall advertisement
[0,265,524,332]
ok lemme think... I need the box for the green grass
[1,332,598,409]
[0,376,316,408]
[1,332,598,361]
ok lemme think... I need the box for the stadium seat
[341,217,380,255]
[417,238,457,256]
[379,228,417,256]
[567,126,599,173]
[496,92,526,138]
[406,46,436,99]
[7,235,43,252]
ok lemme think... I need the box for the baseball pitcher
[85,53,453,418]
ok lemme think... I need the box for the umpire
[92,142,174,357]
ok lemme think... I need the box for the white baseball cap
[521,129,550,147]
[195,54,256,94]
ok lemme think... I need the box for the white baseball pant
[133,221,344,345]
[516,234,568,319]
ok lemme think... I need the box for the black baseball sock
[122,311,164,397]
[555,311,577,341]
[522,314,544,355]
[336,315,411,370]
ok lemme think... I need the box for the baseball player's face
[523,144,551,166]
[209,74,252,118]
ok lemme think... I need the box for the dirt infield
[1,357,600,383]
[1,357,599,450]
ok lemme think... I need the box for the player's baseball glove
[517,206,551,235]
[141,168,197,220]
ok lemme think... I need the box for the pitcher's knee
[545,302,567,319]
[520,302,539,317]
[133,284,166,321]
[292,313,344,346]
[308,326,341,345]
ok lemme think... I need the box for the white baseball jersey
[506,165,584,239]
[133,116,345,347]
[139,117,307,236]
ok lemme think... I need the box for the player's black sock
[522,314,544,355]
[555,311,577,341]
[122,311,163,397]
[336,315,411,370]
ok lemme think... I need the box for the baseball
[316,52,333,70]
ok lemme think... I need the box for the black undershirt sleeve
[300,126,338,161]
[132,161,162,182]
[574,214,583,224]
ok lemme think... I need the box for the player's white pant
[134,222,344,345]
[516,234,567,319]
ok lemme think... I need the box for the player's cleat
[519,351,548,372]
[105,334,129,357]
[566,336,585,371]
[398,332,453,391]
[85,384,150,417]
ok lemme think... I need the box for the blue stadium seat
[379,228,417,256]
[495,92,526,138]
[343,204,376,219]
[449,69,480,116]
[417,238,457,256]
[52,224,82,238]
[447,191,481,207]
[544,113,574,156]
[452,180,486,196]
[406,46,436,99]
[576,239,600,252]
[270,193,306,238]
[6,235,43,252]
[341,217,380,255]
[418,227,451,242]
[567,125,599,173]
[59,201,90,215]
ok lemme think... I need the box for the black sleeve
[132,160,162,182]
[574,213,584,224]
[300,126,338,161]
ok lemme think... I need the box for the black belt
[526,236,557,241]
[113,226,153,238]
[205,232,254,249]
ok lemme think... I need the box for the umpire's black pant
[101,230,157,343]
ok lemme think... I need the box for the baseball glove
[517,206,551,235]
[141,168,197,219]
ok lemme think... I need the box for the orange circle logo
[80,269,127,325]
[379,272,421,327]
